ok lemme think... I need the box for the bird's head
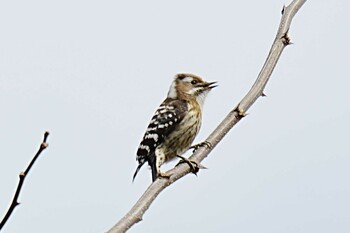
[167,73,217,106]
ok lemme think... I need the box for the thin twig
[0,131,50,230]
[107,1,306,232]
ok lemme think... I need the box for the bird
[133,73,216,182]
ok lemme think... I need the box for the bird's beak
[198,81,218,93]
[207,81,218,89]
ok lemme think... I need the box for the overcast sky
[1,1,349,232]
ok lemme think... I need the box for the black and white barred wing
[137,99,188,161]
[133,99,187,180]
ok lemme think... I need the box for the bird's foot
[175,155,207,175]
[158,171,171,179]
[189,141,212,153]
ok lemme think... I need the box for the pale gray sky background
[0,1,349,232]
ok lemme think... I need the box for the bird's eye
[191,80,198,85]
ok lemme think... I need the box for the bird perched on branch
[133,73,217,182]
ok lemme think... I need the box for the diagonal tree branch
[108,0,307,232]
[0,131,50,231]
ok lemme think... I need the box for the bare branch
[0,131,50,231]
[107,0,307,232]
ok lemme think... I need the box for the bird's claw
[176,155,207,175]
[189,141,212,152]
[158,171,171,179]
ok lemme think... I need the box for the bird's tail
[132,155,158,182]
[148,155,158,182]
[150,160,158,182]
[132,160,146,182]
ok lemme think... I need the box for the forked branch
[108,0,306,232]
[0,131,50,230]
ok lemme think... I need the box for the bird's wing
[137,98,188,161]
[133,99,188,181]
